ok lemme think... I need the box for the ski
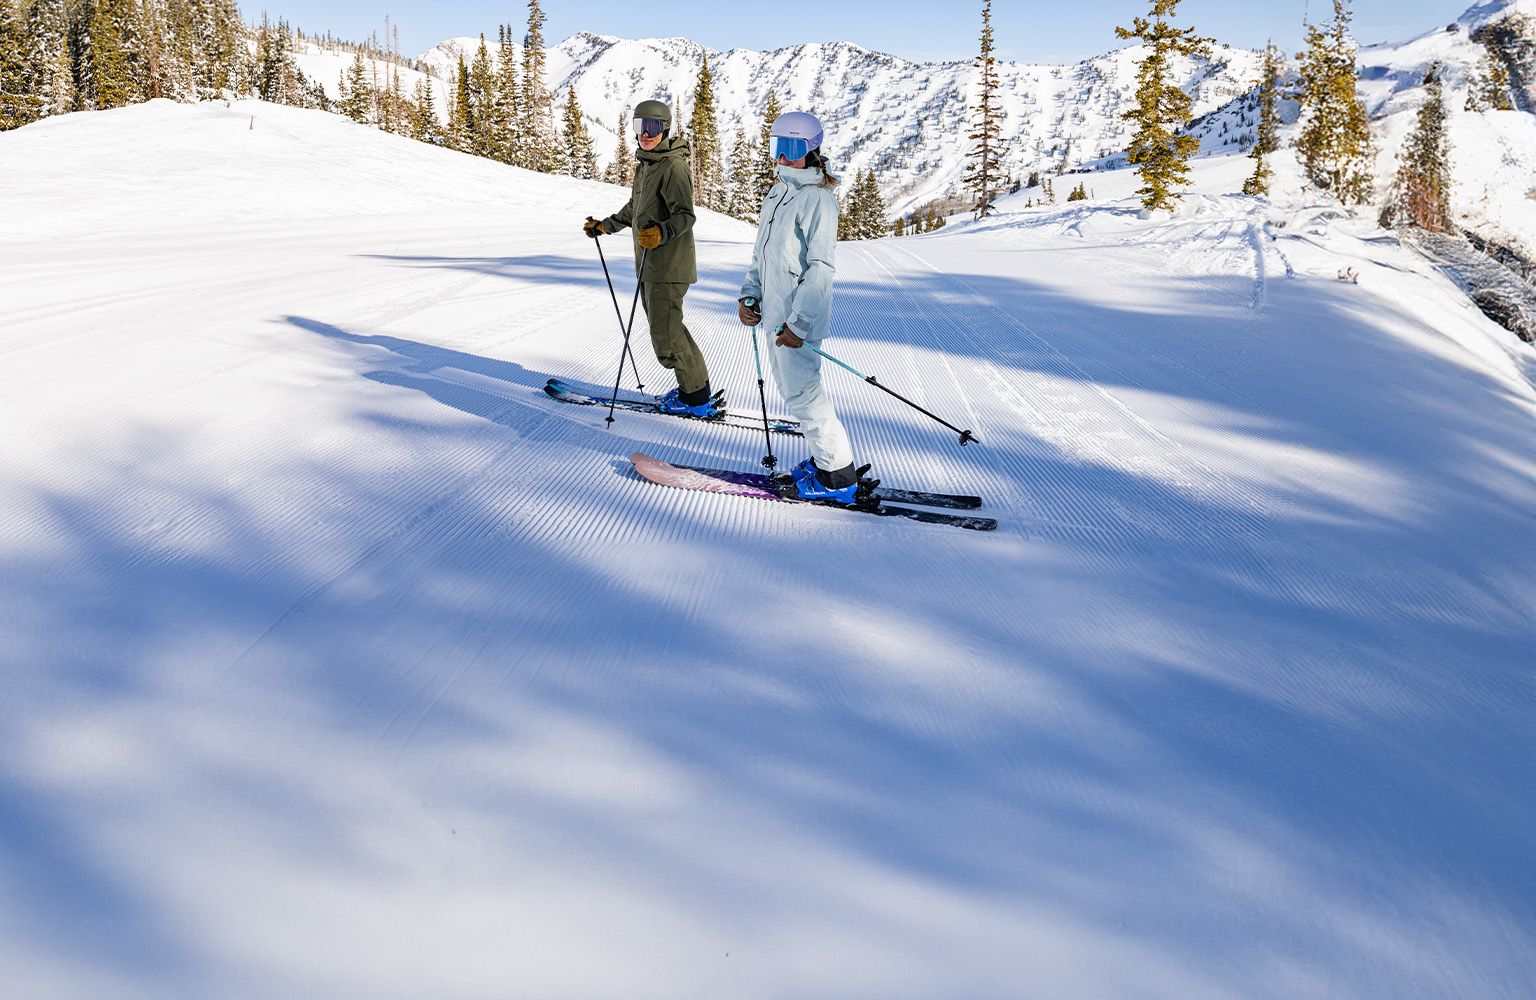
[843,463,982,510]
[631,452,997,532]
[666,457,982,510]
[544,379,803,436]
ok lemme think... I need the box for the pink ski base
[630,452,782,501]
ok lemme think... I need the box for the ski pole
[607,243,650,427]
[589,223,645,391]
[801,336,979,446]
[742,297,776,471]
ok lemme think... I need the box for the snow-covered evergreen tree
[1115,0,1212,212]
[1466,42,1514,112]
[605,113,633,186]
[858,169,889,238]
[254,16,306,106]
[468,34,497,157]
[189,0,240,97]
[495,25,520,164]
[23,0,74,116]
[1297,0,1374,206]
[836,169,890,240]
[1242,43,1282,197]
[727,126,760,221]
[340,50,371,124]
[81,0,140,110]
[964,0,1003,218]
[688,54,723,210]
[756,90,781,201]
[412,76,444,145]
[519,0,558,171]
[446,56,472,149]
[0,0,41,130]
[1385,64,1453,233]
[561,86,598,179]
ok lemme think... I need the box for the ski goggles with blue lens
[633,117,668,138]
[771,136,811,162]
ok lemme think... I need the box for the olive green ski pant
[641,281,710,401]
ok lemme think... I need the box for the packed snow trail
[2,101,1533,999]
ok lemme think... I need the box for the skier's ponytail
[807,148,840,188]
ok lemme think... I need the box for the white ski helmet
[768,110,824,151]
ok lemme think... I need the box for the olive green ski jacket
[599,136,698,285]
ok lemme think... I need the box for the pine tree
[1115,0,1213,212]
[468,34,497,157]
[23,0,74,117]
[494,25,520,164]
[965,0,1004,218]
[1067,180,1089,201]
[255,15,303,106]
[727,126,760,221]
[756,90,782,200]
[1466,43,1514,112]
[561,86,598,178]
[858,169,889,238]
[520,0,558,171]
[81,0,139,110]
[448,55,470,150]
[341,50,370,123]
[689,54,724,210]
[187,0,239,97]
[894,217,906,237]
[604,113,633,185]
[412,76,444,145]
[1242,42,1282,197]
[1297,0,1374,206]
[1386,64,1453,233]
[138,0,199,103]
[0,0,41,129]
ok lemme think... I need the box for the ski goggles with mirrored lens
[771,136,811,162]
[633,117,668,138]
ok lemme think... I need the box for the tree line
[958,0,1514,236]
[4,0,1515,239]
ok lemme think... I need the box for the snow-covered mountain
[419,33,1266,218]
[413,0,1534,225]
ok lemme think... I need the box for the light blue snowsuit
[740,165,854,474]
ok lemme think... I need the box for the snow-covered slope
[1069,0,1536,261]
[3,98,1534,999]
[291,40,442,114]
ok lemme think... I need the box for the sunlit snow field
[2,100,1533,998]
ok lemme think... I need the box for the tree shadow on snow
[3,288,1532,995]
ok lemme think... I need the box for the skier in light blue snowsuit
[737,110,860,504]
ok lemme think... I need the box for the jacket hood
[778,163,836,188]
[638,136,691,163]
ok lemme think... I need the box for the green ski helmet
[632,100,671,138]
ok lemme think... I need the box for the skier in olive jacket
[583,99,716,416]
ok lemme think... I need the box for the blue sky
[278,1,1477,63]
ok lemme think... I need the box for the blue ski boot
[657,386,721,419]
[790,458,861,505]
